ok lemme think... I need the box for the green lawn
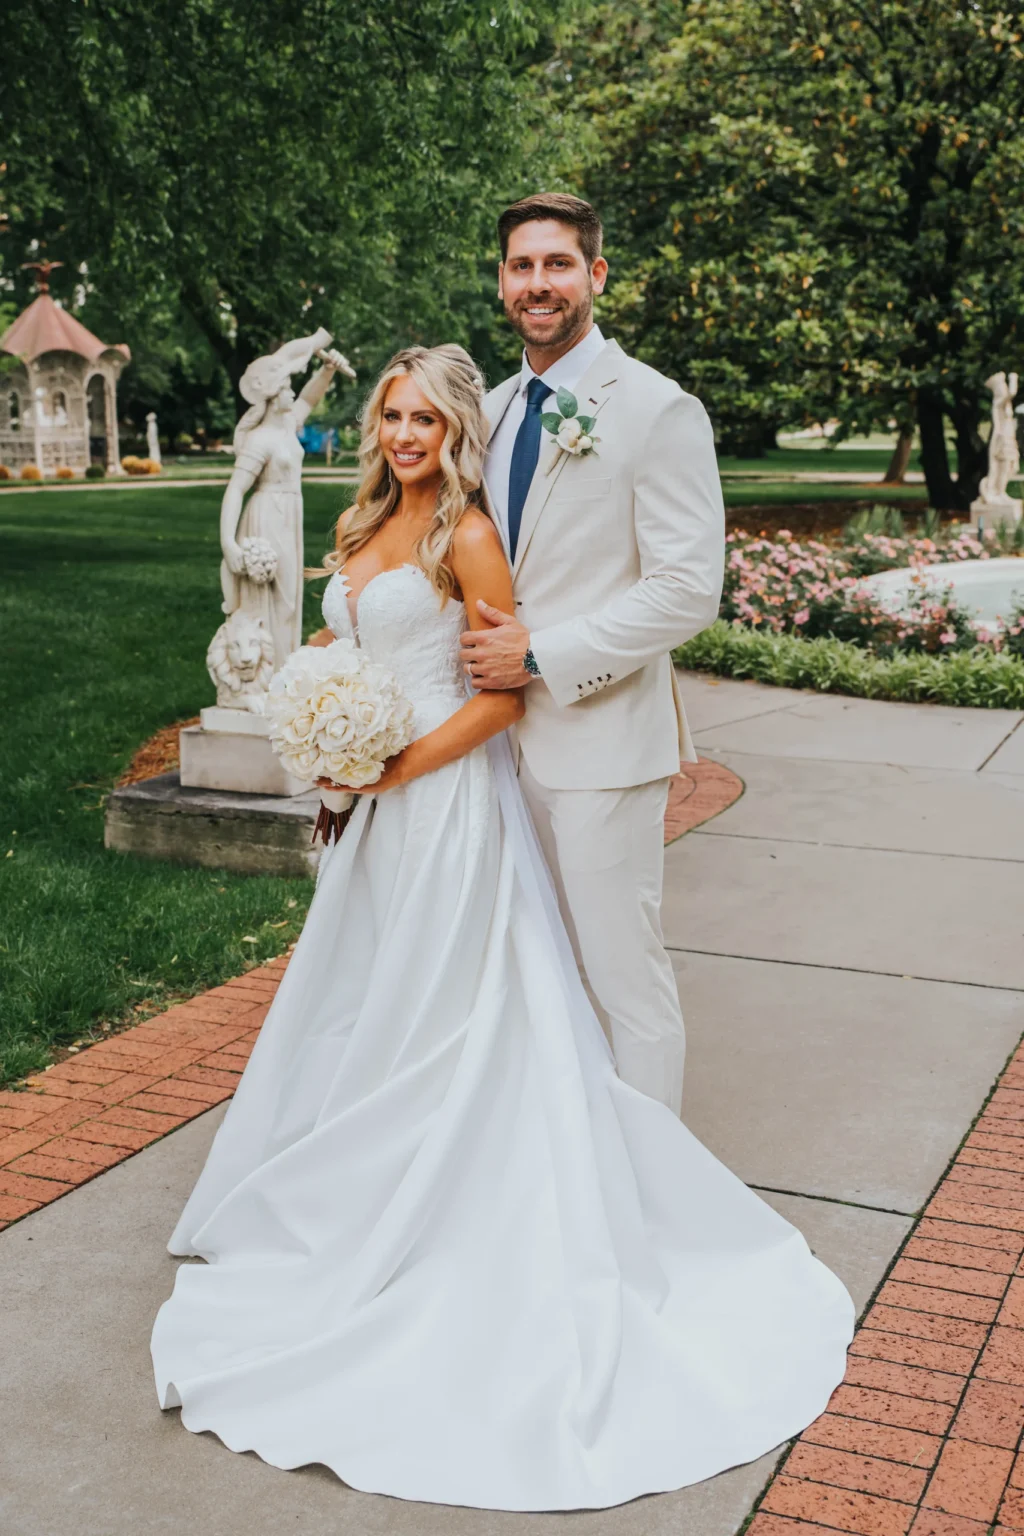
[718,445,919,477]
[0,485,346,1086]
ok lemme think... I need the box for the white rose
[319,709,360,751]
[280,709,318,747]
[280,744,321,781]
[556,418,583,452]
[577,435,593,452]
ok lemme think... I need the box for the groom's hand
[461,601,533,689]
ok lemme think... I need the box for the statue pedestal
[105,773,320,878]
[970,496,1022,534]
[179,709,312,798]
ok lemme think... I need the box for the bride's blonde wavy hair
[319,344,488,604]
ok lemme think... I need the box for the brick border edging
[666,755,744,843]
[0,758,742,1232]
[0,959,288,1227]
[746,1033,1024,1536]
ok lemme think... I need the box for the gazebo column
[105,372,122,474]
[29,363,44,474]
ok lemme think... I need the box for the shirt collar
[517,325,606,399]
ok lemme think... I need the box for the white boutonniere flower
[542,388,600,459]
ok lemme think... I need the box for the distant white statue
[217,328,354,684]
[206,610,275,711]
[979,372,1020,503]
[146,411,162,466]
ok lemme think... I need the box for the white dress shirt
[485,325,607,549]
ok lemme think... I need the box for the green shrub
[85,462,106,480]
[675,621,1024,709]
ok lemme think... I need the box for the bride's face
[379,375,447,489]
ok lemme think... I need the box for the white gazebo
[0,262,130,476]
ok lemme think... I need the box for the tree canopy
[555,0,1024,504]
[1,0,555,428]
[4,0,1023,500]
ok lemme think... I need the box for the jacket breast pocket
[554,475,612,506]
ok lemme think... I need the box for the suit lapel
[481,375,521,560]
[485,375,520,444]
[511,340,621,579]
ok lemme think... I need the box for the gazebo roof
[0,294,130,365]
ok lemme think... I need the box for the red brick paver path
[0,758,742,1233]
[749,1037,1024,1536]
[0,958,286,1231]
[665,754,743,843]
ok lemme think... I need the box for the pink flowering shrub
[721,522,998,657]
[1003,599,1024,662]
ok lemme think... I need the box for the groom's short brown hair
[498,193,603,268]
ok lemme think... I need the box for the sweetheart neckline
[331,563,463,636]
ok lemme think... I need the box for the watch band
[523,647,542,678]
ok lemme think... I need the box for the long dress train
[151,564,853,1511]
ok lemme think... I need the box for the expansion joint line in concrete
[666,945,1024,996]
[978,715,1024,772]
[746,1027,1024,1536]
[693,827,1024,866]
[750,1184,916,1221]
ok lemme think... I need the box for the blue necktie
[507,376,550,563]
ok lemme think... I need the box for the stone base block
[179,724,311,797]
[104,773,322,878]
[970,496,1022,532]
[199,705,269,736]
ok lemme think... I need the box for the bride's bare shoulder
[452,508,503,558]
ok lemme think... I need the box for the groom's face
[499,220,608,353]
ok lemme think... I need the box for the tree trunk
[916,388,959,509]
[882,429,914,484]
[948,396,987,510]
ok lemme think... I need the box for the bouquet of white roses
[265,638,415,845]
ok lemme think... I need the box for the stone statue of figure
[218,328,353,676]
[146,412,162,465]
[979,371,1020,504]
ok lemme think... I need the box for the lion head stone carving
[206,610,275,712]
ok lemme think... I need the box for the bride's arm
[354,512,524,793]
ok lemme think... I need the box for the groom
[461,192,724,1117]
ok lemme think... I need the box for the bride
[151,343,853,1512]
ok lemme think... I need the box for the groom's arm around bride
[465,192,725,1115]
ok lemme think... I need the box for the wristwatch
[523,647,542,679]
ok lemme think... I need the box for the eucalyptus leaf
[576,414,596,434]
[556,387,578,418]
[540,413,564,434]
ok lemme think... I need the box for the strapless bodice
[322,565,467,733]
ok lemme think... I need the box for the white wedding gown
[152,565,853,1511]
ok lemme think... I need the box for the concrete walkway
[2,678,1022,1536]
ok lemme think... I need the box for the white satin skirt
[151,731,853,1511]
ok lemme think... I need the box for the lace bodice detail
[322,566,467,725]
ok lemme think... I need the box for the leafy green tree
[1,0,560,414]
[555,0,1024,504]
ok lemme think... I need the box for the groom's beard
[504,289,593,352]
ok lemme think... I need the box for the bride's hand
[316,752,411,797]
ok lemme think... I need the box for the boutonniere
[542,388,600,460]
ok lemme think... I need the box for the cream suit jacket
[484,339,725,791]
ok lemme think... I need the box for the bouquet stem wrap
[312,788,354,848]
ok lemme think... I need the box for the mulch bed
[116,717,199,786]
[728,499,931,541]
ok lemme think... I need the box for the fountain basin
[862,557,1024,631]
